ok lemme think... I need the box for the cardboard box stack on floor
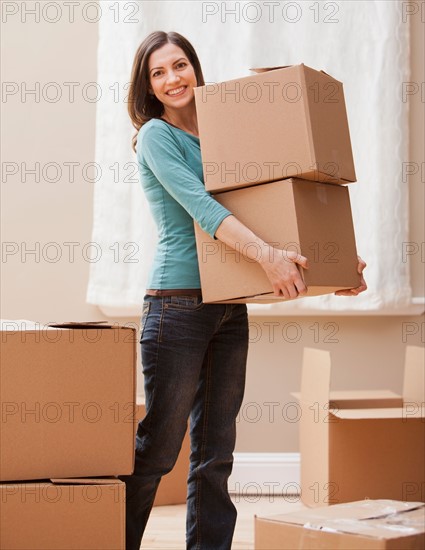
[194,64,361,303]
[0,321,137,550]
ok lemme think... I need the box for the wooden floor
[141,495,308,549]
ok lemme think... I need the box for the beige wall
[2,6,424,453]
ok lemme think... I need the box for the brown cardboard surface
[329,416,424,503]
[328,390,403,409]
[134,401,189,506]
[294,347,425,506]
[0,325,136,481]
[0,479,125,549]
[194,63,356,193]
[195,178,359,303]
[255,500,425,550]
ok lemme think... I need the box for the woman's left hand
[334,256,367,296]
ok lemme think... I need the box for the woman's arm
[215,214,308,299]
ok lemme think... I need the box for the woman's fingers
[335,256,368,296]
[286,251,309,269]
[334,274,368,296]
[357,255,367,273]
[273,284,290,299]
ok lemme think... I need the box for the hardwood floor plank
[141,495,307,549]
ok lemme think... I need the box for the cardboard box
[194,178,360,303]
[255,499,425,550]
[134,401,189,506]
[291,347,425,507]
[0,321,137,481]
[194,63,356,193]
[0,478,125,549]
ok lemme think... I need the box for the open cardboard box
[0,477,125,550]
[0,321,137,481]
[194,63,356,193]
[291,346,425,506]
[255,499,425,550]
[134,400,189,506]
[195,178,360,303]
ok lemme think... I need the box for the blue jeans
[119,294,249,550]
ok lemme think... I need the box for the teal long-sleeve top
[136,118,232,289]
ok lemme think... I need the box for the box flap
[249,65,294,73]
[329,390,400,400]
[50,477,123,485]
[403,345,424,403]
[293,389,403,409]
[300,348,331,404]
[329,390,403,409]
[48,321,114,329]
[249,64,336,80]
[329,407,424,419]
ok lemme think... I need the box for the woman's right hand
[258,247,309,299]
[214,216,309,299]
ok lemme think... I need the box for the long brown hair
[128,31,205,152]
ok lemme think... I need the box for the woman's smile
[166,85,187,96]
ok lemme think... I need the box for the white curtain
[86,1,412,315]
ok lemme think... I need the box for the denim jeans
[119,294,249,550]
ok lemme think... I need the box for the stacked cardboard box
[0,321,137,549]
[194,64,360,303]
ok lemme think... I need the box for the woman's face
[148,43,198,112]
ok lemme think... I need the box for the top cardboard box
[194,64,356,193]
[0,321,136,481]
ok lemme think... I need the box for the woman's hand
[259,248,309,299]
[334,256,367,296]
[215,216,309,300]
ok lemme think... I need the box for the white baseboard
[229,452,301,497]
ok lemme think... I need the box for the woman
[119,31,367,550]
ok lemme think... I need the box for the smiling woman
[119,29,366,550]
[127,32,206,152]
[147,44,200,136]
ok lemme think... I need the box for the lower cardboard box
[255,499,425,550]
[0,478,125,550]
[134,401,189,506]
[194,177,360,303]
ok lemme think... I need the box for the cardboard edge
[328,407,425,420]
[403,345,425,403]
[298,65,317,180]
[50,477,124,485]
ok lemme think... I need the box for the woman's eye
[152,71,161,77]
[176,62,187,69]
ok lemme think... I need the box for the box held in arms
[195,178,360,303]
[194,63,356,193]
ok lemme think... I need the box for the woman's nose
[166,70,180,84]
